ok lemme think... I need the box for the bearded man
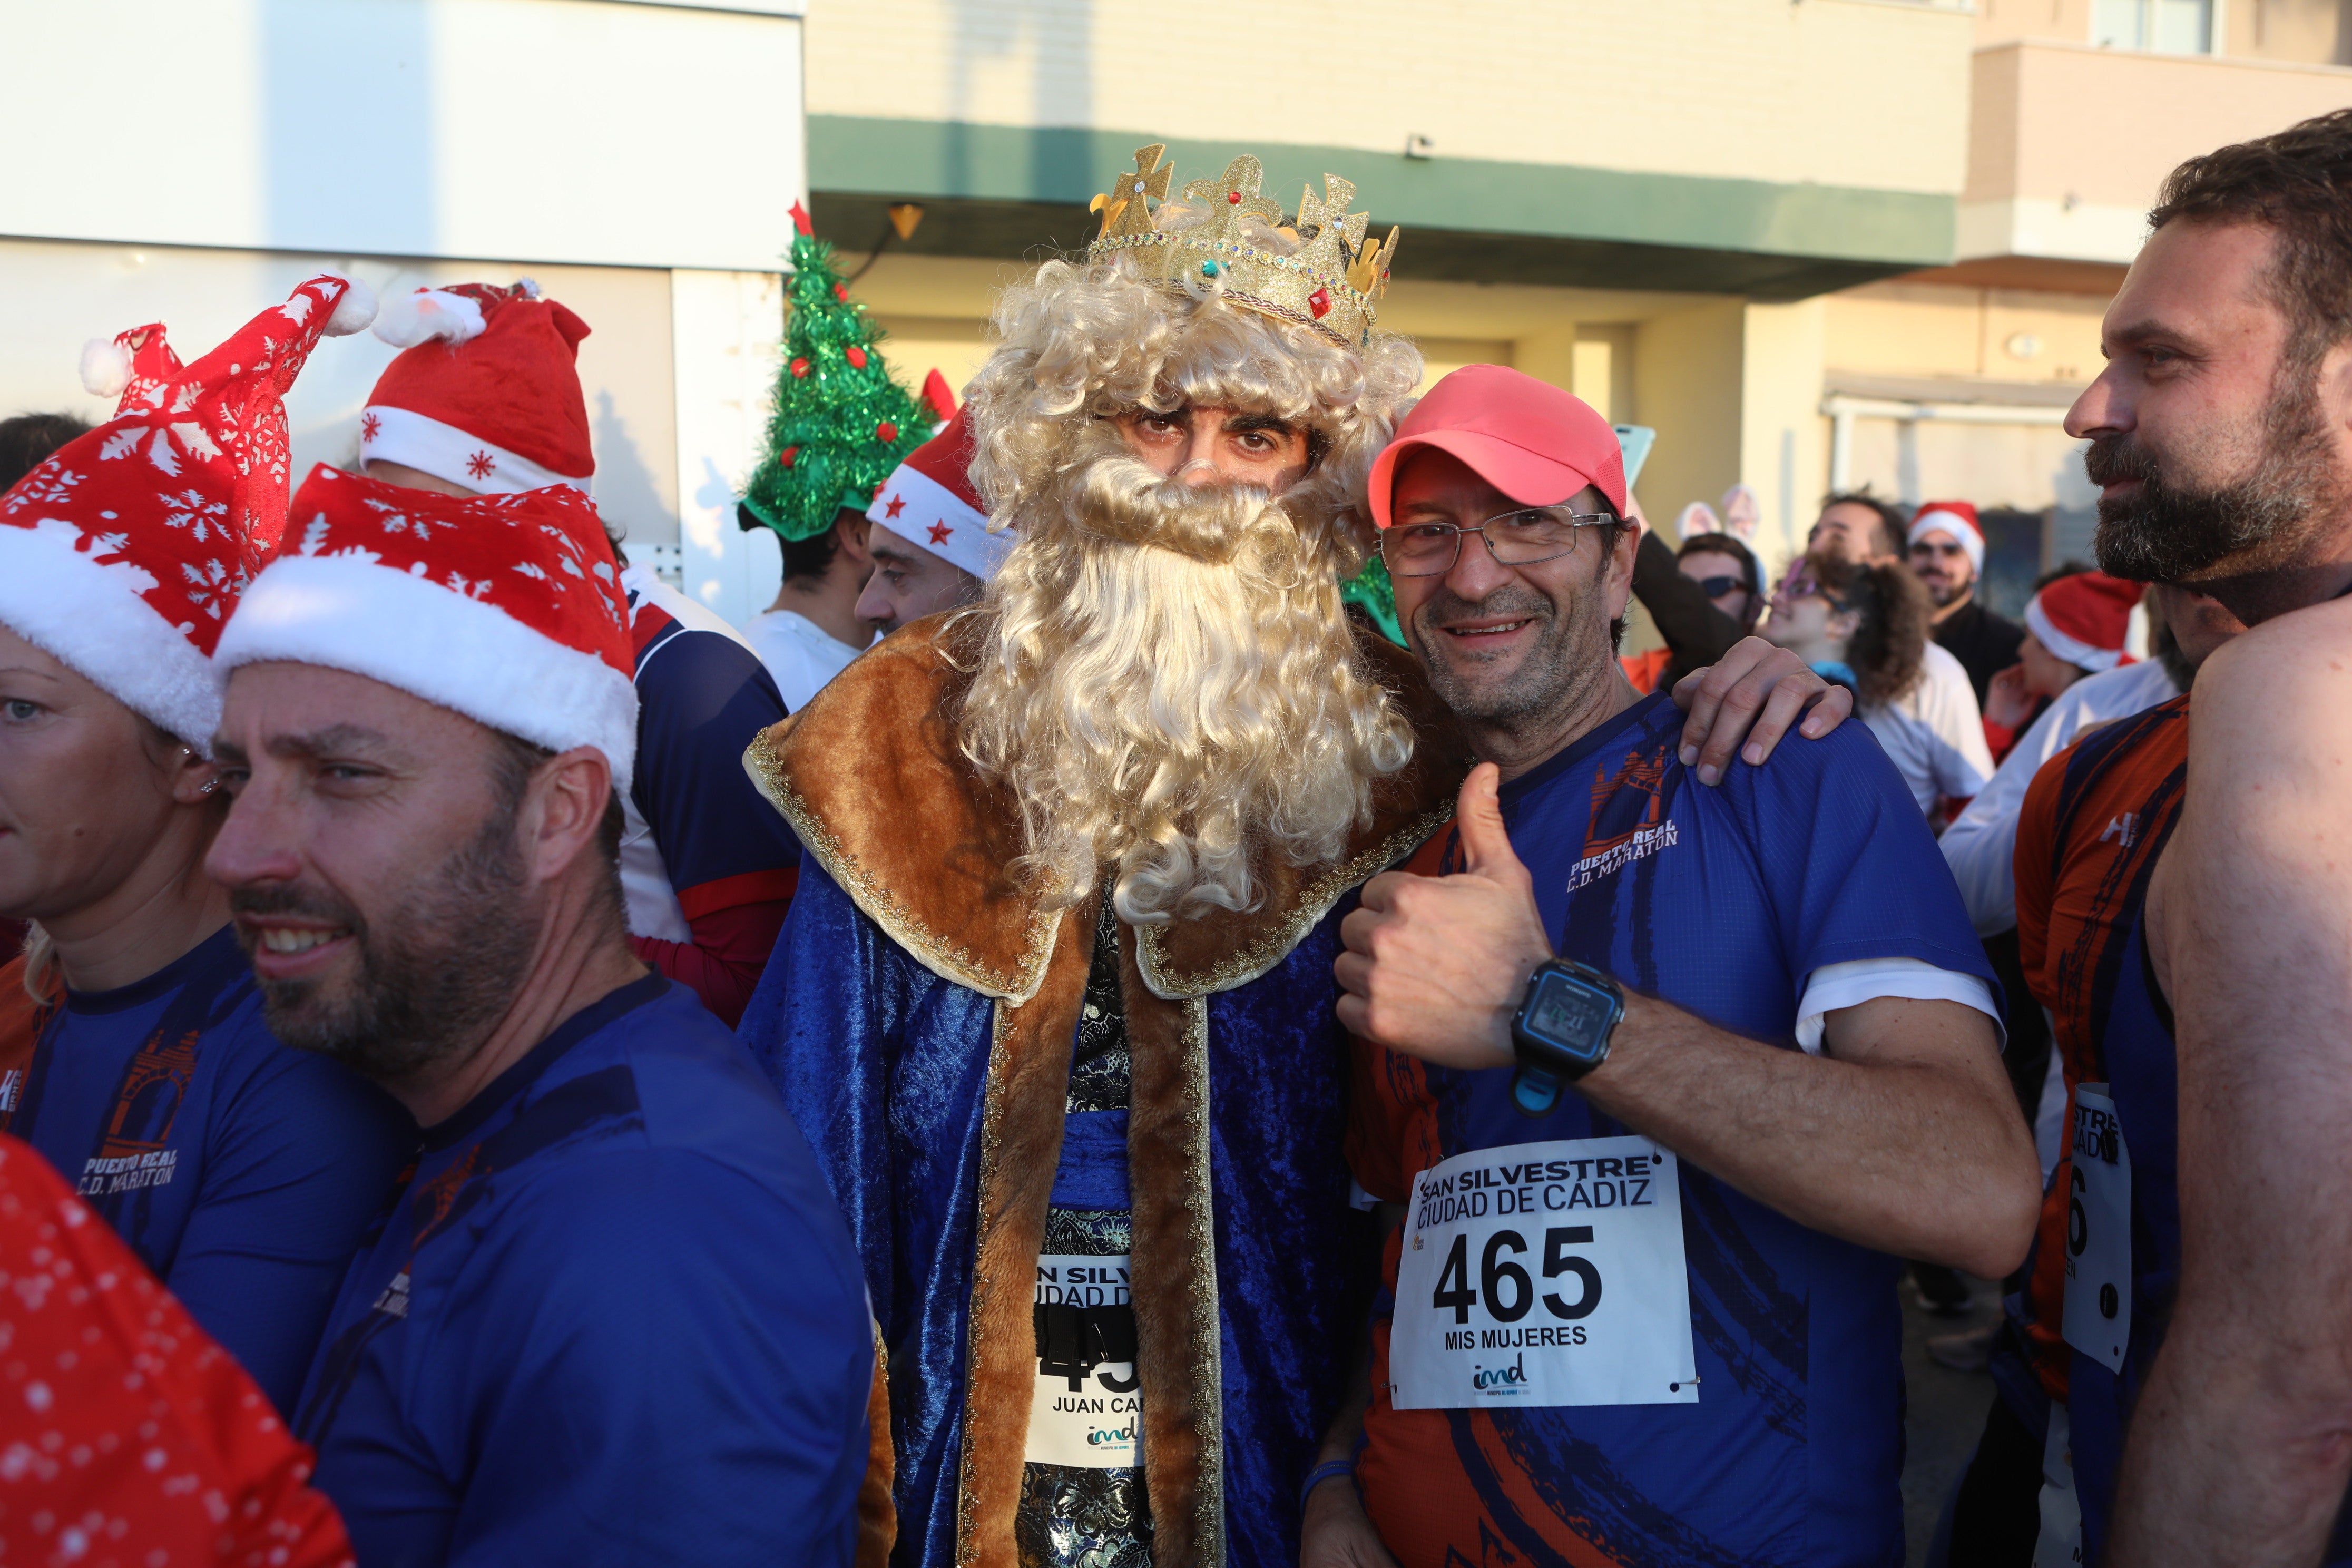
[208,467,873,1566]
[737,146,1844,1568]
[2047,110,2352,1566]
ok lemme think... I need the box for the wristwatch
[1508,957,1626,1118]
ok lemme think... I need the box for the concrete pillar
[1738,297,1830,577]
[1629,299,1744,532]
[670,268,787,628]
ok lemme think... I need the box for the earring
[199,779,218,796]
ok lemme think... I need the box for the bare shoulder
[2183,595,2352,787]
[2165,594,2352,1002]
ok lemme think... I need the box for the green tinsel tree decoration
[739,202,930,541]
[1342,554,1405,645]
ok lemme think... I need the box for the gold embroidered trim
[742,733,1060,1003]
[1133,807,1455,1001]
[954,996,1018,1566]
[1179,994,1226,1565]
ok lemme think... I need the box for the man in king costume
[737,144,1843,1568]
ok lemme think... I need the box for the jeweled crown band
[1084,144,1400,350]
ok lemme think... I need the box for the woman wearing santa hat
[0,277,413,1414]
[1981,569,2144,761]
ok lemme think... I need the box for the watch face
[1526,972,1613,1056]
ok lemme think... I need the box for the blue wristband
[1300,1458,1356,1512]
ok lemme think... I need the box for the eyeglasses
[1692,575,1748,600]
[1379,506,1622,578]
[1771,564,1855,615]
[1910,541,1969,560]
[1770,564,1822,609]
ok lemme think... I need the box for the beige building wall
[1963,41,2352,262]
[808,0,1972,196]
[1826,280,2105,386]
[1978,0,2352,62]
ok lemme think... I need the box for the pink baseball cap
[1369,364,1628,529]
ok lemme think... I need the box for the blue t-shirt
[1350,691,1995,1567]
[296,973,871,1568]
[1,925,411,1412]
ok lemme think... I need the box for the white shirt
[745,607,867,714]
[1938,656,2182,936]
[1860,639,1996,821]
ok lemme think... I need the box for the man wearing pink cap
[1318,365,2040,1567]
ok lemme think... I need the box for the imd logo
[1472,1351,1528,1392]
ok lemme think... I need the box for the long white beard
[958,439,1413,924]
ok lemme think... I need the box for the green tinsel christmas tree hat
[738,202,932,542]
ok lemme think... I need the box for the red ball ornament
[876,421,899,444]
[832,283,849,302]
[1227,191,1241,204]
[1307,288,1332,319]
[846,346,868,369]
[778,445,800,468]
[789,357,810,378]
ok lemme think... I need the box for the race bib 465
[1390,1136,1699,1409]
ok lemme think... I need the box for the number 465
[1433,1227,1602,1325]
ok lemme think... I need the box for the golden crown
[1085,144,1400,350]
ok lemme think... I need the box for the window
[2094,0,2217,54]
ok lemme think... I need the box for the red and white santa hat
[0,274,375,748]
[359,281,594,496]
[217,464,637,792]
[1908,500,1984,574]
[862,406,1017,581]
[2026,571,2142,674]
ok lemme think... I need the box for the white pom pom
[80,337,130,399]
[319,275,377,337]
[372,288,486,350]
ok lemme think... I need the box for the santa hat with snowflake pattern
[359,280,595,496]
[862,406,1018,581]
[216,464,639,794]
[0,274,375,748]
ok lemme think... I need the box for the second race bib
[2062,1085,2132,1375]
[1024,1252,1142,1468]
[1390,1135,1699,1409]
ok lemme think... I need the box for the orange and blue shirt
[296,974,871,1568]
[0,926,411,1412]
[2002,696,2188,1418]
[2008,698,2352,1564]
[1347,690,1994,1568]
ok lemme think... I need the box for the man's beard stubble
[232,807,537,1083]
[1408,538,1621,737]
[2089,366,2341,585]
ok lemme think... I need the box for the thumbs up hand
[1336,763,1554,1071]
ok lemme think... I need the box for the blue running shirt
[296,974,872,1568]
[0,925,411,1411]
[1349,691,1996,1567]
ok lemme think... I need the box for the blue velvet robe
[733,618,1462,1568]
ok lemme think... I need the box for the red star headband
[861,405,1017,581]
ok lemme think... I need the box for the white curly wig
[956,253,1425,924]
